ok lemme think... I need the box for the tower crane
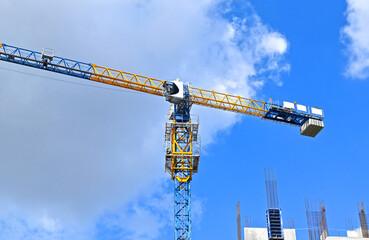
[0,43,324,240]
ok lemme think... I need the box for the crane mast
[0,43,325,240]
[163,80,199,240]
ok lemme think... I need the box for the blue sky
[0,0,368,239]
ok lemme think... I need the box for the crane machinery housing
[0,43,324,240]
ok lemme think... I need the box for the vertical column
[164,105,199,240]
[264,168,284,240]
[237,202,242,240]
[320,202,328,240]
[172,121,193,240]
[174,179,191,240]
[359,202,369,238]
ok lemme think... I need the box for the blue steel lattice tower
[264,169,284,240]
[164,81,200,240]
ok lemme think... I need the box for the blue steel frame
[263,101,324,127]
[173,87,193,240]
[0,44,93,80]
[263,105,308,126]
[266,208,284,240]
[174,179,191,240]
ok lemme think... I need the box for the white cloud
[0,0,288,239]
[260,33,288,55]
[0,209,91,240]
[342,0,369,79]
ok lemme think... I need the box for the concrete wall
[325,229,366,240]
[244,227,296,240]
[326,238,366,240]
[347,229,363,238]
[243,228,366,240]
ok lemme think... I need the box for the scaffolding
[164,114,200,240]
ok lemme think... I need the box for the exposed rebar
[358,202,369,238]
[237,202,242,240]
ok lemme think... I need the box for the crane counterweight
[300,118,324,137]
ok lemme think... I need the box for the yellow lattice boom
[90,64,165,97]
[89,64,267,117]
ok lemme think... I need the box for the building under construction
[241,169,297,240]
[242,200,369,240]
[304,201,369,240]
[239,170,369,240]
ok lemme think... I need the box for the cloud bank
[342,0,369,79]
[0,0,289,239]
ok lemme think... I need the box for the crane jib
[0,43,324,137]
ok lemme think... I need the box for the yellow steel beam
[90,64,165,97]
[89,64,267,117]
[189,87,267,117]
